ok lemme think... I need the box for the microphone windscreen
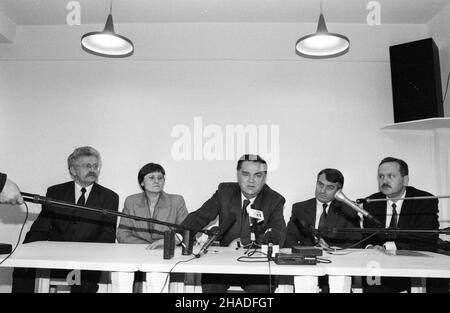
[262,228,281,245]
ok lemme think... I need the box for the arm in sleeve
[175,196,189,225]
[265,197,287,247]
[23,188,54,243]
[116,197,150,244]
[0,172,6,193]
[96,192,119,243]
[396,198,439,251]
[284,208,302,248]
[180,190,221,236]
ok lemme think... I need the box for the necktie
[242,199,251,223]
[318,203,328,229]
[77,187,86,206]
[240,199,252,243]
[389,203,398,228]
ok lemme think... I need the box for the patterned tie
[318,203,328,229]
[389,203,398,228]
[77,187,86,206]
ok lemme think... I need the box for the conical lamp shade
[295,14,350,59]
[81,14,134,58]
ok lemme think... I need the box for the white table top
[140,246,325,276]
[320,248,450,278]
[2,242,450,279]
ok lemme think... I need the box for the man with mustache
[12,146,119,293]
[181,154,286,293]
[362,157,441,292]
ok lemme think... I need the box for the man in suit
[12,146,119,293]
[283,168,360,292]
[181,154,286,293]
[285,168,360,249]
[362,157,442,292]
[0,172,24,205]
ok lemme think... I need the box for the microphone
[291,216,318,245]
[195,214,237,258]
[247,204,264,242]
[334,190,383,226]
[195,226,220,258]
[21,192,51,204]
[262,228,281,245]
[261,228,280,260]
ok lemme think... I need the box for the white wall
[428,3,450,116]
[1,21,444,292]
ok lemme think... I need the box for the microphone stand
[321,227,450,235]
[357,195,450,204]
[20,192,212,259]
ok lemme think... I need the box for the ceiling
[1,0,449,25]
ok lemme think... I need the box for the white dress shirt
[75,182,93,204]
[385,189,406,228]
[315,200,331,229]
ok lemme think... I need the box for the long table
[1,241,449,293]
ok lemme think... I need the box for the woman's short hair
[138,163,166,190]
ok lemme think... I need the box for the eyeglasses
[146,175,165,182]
[77,163,100,171]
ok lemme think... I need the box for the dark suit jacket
[12,181,118,293]
[363,186,439,252]
[284,198,361,248]
[181,182,286,247]
[0,172,6,192]
[24,181,119,243]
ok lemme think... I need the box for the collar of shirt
[75,182,93,204]
[241,193,256,211]
[315,200,331,229]
[385,189,406,228]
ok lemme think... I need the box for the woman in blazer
[117,163,188,249]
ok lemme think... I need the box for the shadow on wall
[0,204,39,225]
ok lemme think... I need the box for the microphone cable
[0,202,29,266]
[159,255,197,293]
[323,229,385,255]
[236,249,275,293]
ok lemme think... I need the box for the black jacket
[363,186,439,252]
[285,198,361,248]
[181,182,286,247]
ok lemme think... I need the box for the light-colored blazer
[117,191,188,244]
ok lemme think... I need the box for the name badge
[247,208,264,222]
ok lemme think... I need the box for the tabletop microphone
[195,214,237,258]
[261,228,280,260]
[334,190,383,226]
[195,226,220,258]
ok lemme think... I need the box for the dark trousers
[12,267,100,293]
[201,273,275,293]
